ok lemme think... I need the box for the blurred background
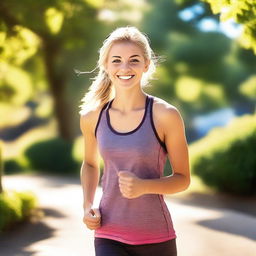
[0,0,255,255]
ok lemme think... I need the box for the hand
[118,171,144,199]
[83,208,101,230]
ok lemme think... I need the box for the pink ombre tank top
[94,95,176,245]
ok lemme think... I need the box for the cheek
[136,63,148,71]
[106,66,116,77]
[137,67,147,75]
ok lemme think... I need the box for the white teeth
[118,75,133,80]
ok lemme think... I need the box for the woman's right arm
[80,111,101,230]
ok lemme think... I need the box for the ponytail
[79,68,114,115]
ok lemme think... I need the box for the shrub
[0,190,37,231]
[4,159,25,174]
[24,137,79,174]
[190,114,256,196]
[17,191,37,217]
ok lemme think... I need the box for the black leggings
[94,237,177,256]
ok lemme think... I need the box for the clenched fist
[83,208,101,230]
[118,171,144,199]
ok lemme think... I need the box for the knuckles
[118,173,141,199]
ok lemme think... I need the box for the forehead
[108,41,144,58]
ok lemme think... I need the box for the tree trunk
[0,141,4,194]
[43,40,74,142]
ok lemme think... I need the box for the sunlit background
[1,0,255,167]
[0,0,256,255]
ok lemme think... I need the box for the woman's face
[105,41,149,90]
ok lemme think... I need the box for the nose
[120,62,131,71]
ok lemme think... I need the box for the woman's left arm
[118,106,190,198]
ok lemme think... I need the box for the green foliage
[190,114,256,195]
[24,137,79,174]
[0,191,22,230]
[18,191,37,217]
[168,32,231,66]
[0,0,106,140]
[4,159,25,174]
[141,0,256,118]
[164,159,173,176]
[239,75,256,100]
[0,190,37,231]
[204,0,256,54]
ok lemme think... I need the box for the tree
[0,141,3,193]
[142,0,231,110]
[141,0,256,141]
[0,0,104,141]
[203,0,256,54]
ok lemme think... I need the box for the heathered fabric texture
[95,95,176,245]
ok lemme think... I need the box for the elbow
[180,174,190,192]
[184,175,191,190]
[80,161,100,176]
[184,177,190,190]
[83,160,99,170]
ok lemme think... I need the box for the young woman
[79,26,190,256]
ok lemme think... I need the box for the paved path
[0,174,255,256]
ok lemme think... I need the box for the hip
[94,237,177,256]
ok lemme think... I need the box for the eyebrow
[111,55,141,58]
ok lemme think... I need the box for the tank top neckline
[106,95,150,136]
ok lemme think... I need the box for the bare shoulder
[80,105,103,135]
[152,96,182,124]
[152,96,186,141]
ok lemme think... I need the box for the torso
[89,96,166,143]
[92,94,176,244]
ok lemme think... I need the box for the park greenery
[0,142,37,231]
[0,190,37,232]
[204,0,256,54]
[190,114,256,195]
[142,0,255,127]
[0,0,256,203]
[178,0,256,53]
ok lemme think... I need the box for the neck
[111,89,148,113]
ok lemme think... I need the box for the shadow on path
[170,192,256,241]
[0,207,66,256]
[171,192,256,217]
[197,212,256,241]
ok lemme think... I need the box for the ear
[144,59,150,72]
[103,62,107,71]
[103,63,109,74]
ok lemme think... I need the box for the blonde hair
[79,26,157,115]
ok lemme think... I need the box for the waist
[95,193,175,244]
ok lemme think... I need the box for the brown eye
[131,59,139,62]
[112,59,121,63]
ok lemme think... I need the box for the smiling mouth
[117,75,135,80]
